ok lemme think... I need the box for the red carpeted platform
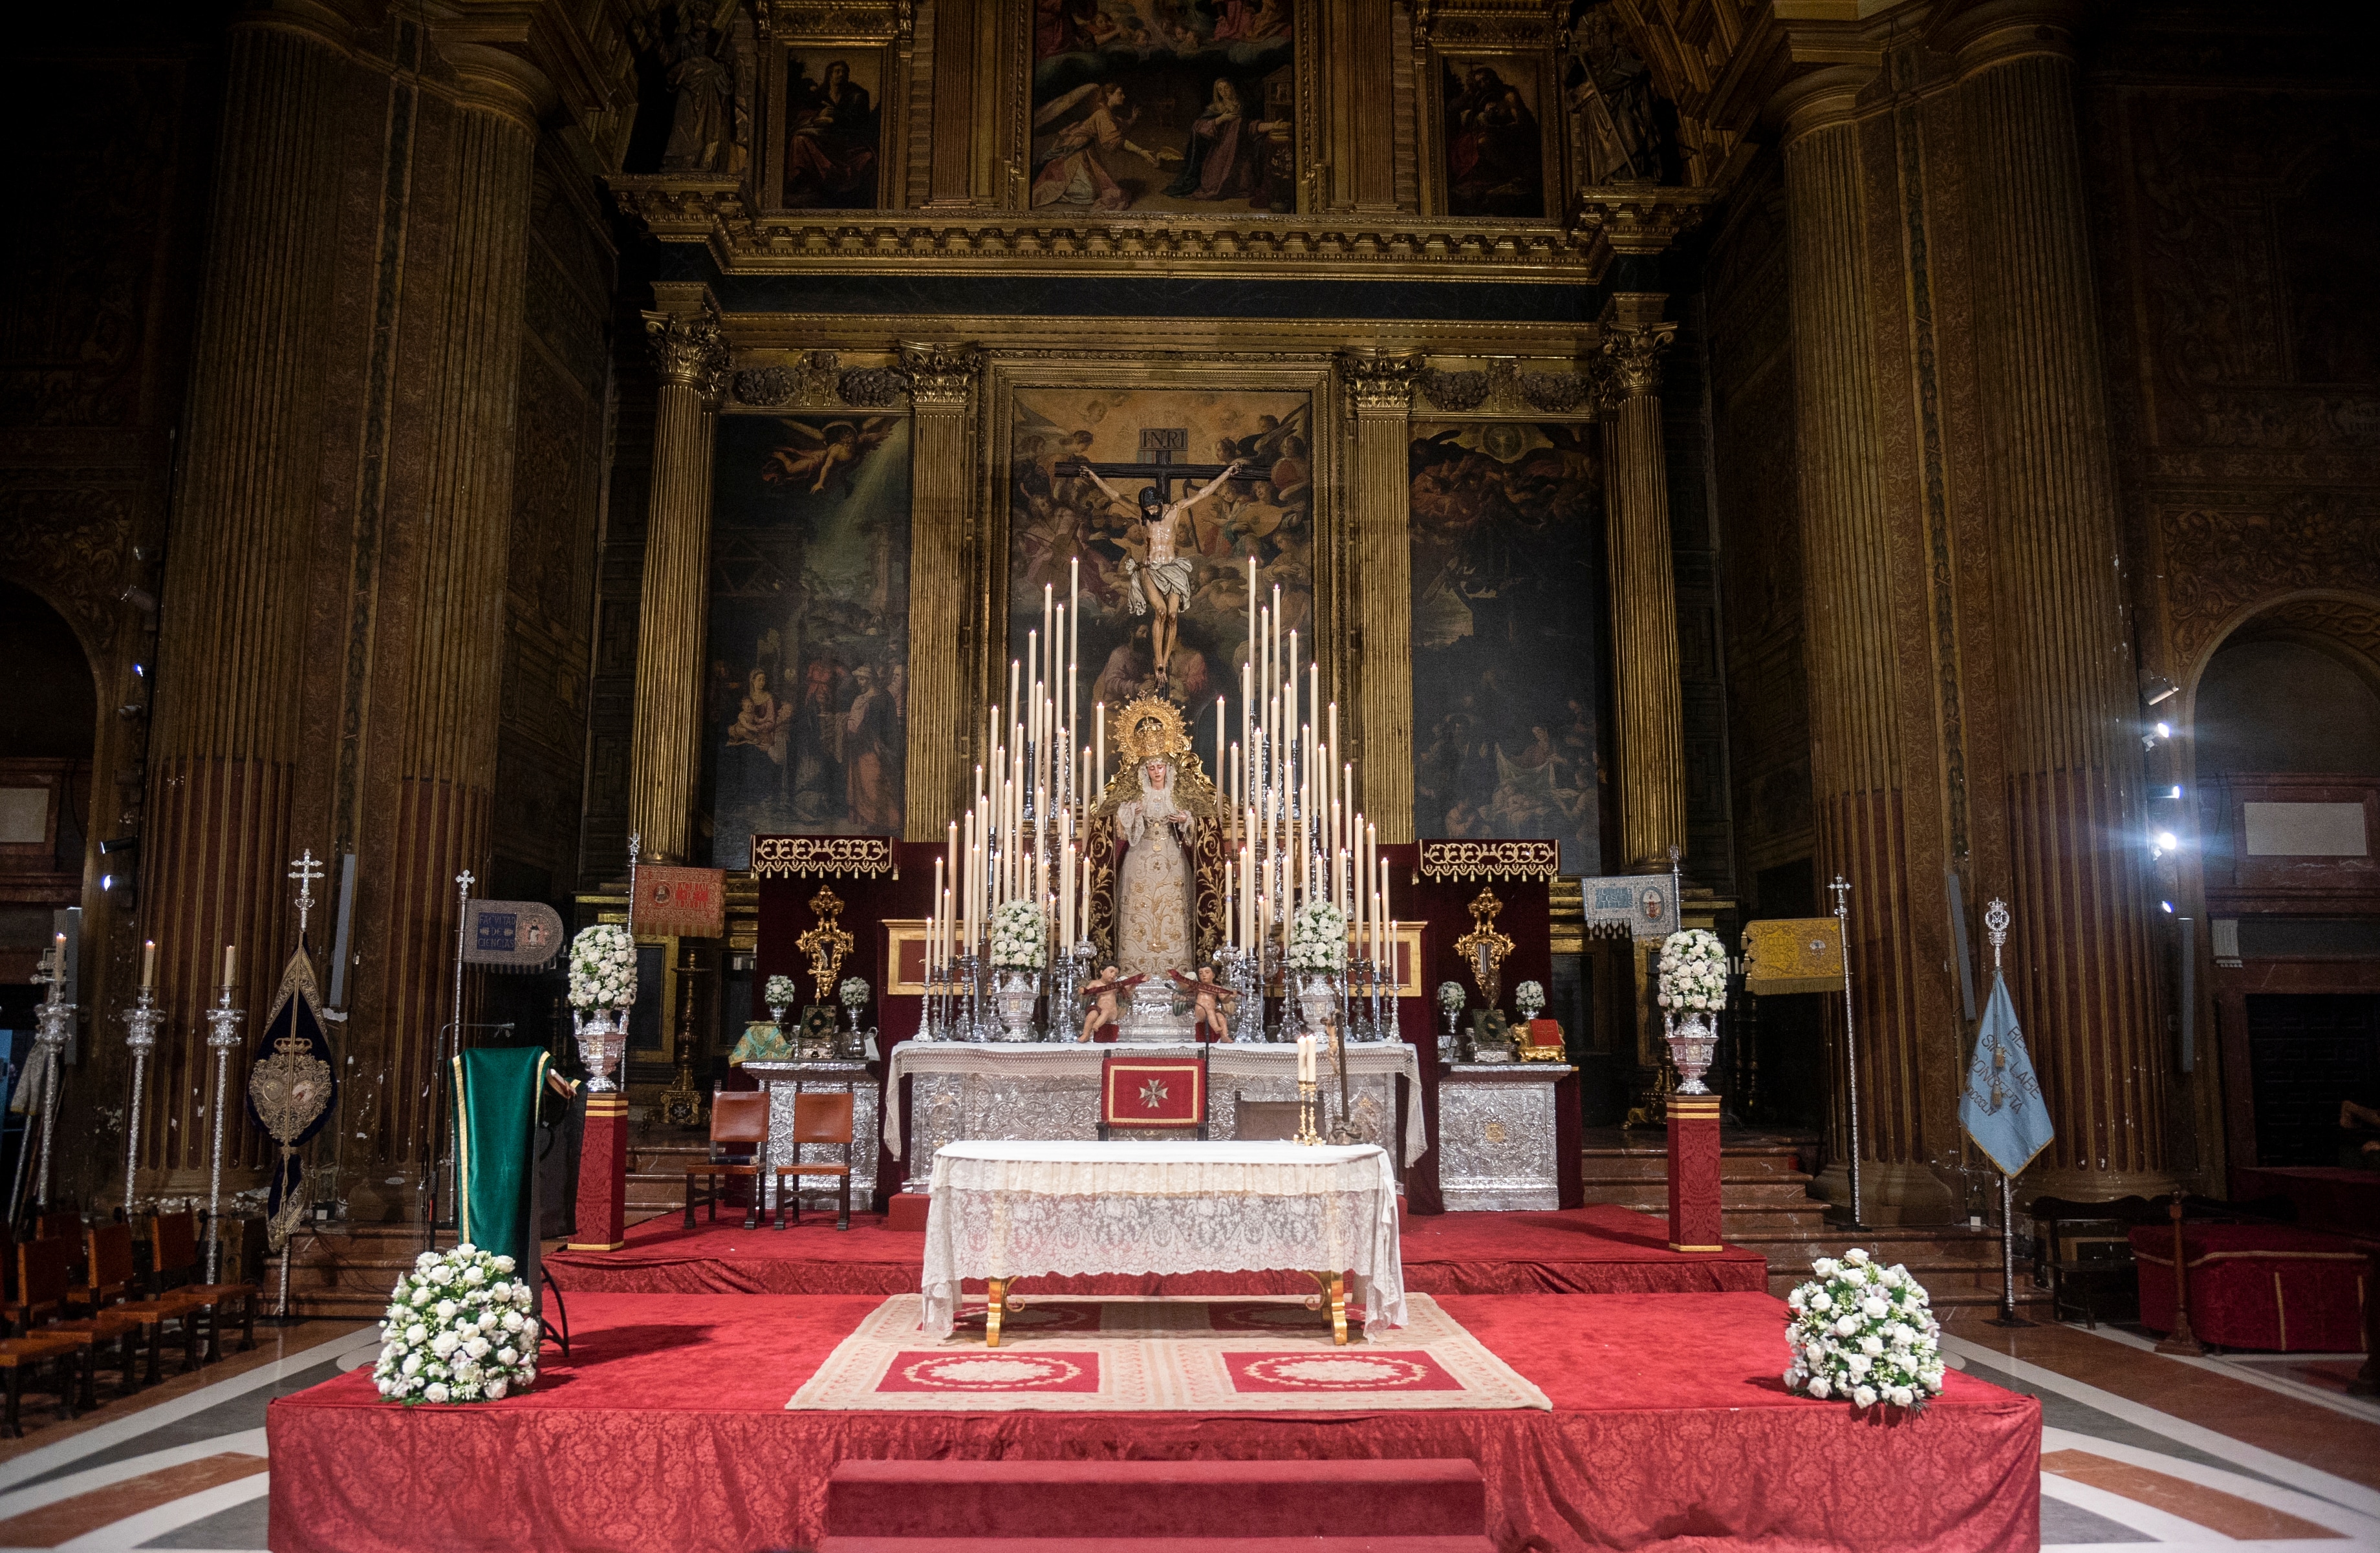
[265,1291,2038,1553]
[544,1204,1768,1298]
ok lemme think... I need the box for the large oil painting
[1409,421,1604,868]
[1440,56,1544,218]
[1009,385,1314,782]
[1032,0,1297,214]
[705,412,912,866]
[782,48,883,209]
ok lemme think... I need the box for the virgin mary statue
[1085,696,1226,976]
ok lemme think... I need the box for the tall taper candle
[222,943,237,987]
[142,938,156,990]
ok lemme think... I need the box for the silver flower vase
[992,967,1040,1041]
[1295,972,1339,1035]
[1664,1009,1718,1095]
[574,1007,629,1093]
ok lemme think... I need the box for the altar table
[885,1040,1425,1192]
[920,1140,1407,1345]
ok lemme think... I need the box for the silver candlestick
[203,980,246,1284]
[121,984,163,1217]
[30,948,74,1209]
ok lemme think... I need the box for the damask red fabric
[1666,1110,1724,1249]
[543,1204,1766,1297]
[2132,1222,2370,1353]
[266,1291,2037,1553]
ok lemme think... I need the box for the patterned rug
[787,1294,1552,1413]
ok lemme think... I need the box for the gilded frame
[757,0,913,215]
[1420,46,1564,222]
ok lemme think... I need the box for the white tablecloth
[883,1041,1427,1166]
[920,1140,1407,1339]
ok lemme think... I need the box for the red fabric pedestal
[1667,1093,1724,1254]
[265,1291,2039,1553]
[2132,1222,2370,1353]
[568,1093,628,1251]
[883,1192,930,1232]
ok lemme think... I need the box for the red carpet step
[821,1459,1491,1550]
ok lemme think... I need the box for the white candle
[222,943,236,987]
[1094,703,1106,797]
[1215,696,1226,784]
[141,938,155,990]
[1068,557,1080,769]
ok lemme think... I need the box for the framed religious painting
[774,43,892,209]
[1426,52,1559,219]
[1021,0,1317,215]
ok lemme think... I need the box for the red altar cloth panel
[2132,1222,2370,1353]
[266,1291,2037,1553]
[2232,1166,2380,1239]
[1101,1055,1206,1129]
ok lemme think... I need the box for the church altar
[742,1058,882,1214]
[883,1038,1425,1194]
[1435,1062,1577,1212]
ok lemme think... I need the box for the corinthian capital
[644,303,730,397]
[1601,321,1677,399]
[1336,349,1422,414]
[897,342,986,407]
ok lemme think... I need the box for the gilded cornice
[1572,187,1716,255]
[607,179,1624,281]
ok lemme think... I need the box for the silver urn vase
[992,967,1041,1041]
[573,1007,629,1093]
[1664,1009,1719,1095]
[1295,972,1339,1036]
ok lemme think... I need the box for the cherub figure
[1078,965,1147,1042]
[1168,965,1239,1042]
[763,416,896,495]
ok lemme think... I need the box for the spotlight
[2143,677,2180,706]
[2161,900,2175,914]
[118,584,157,615]
[2170,785,2183,799]
[99,836,138,855]
[2155,722,2171,740]
[2155,831,2180,851]
[132,661,147,678]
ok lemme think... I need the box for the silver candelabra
[30,950,74,1209]
[121,983,163,1217]
[203,979,246,1283]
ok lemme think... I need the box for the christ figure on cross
[1083,458,1242,691]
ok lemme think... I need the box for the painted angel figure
[1167,966,1238,1042]
[1030,81,1181,212]
[1078,967,1145,1042]
[763,417,896,495]
[1083,458,1242,689]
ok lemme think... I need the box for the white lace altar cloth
[920,1140,1407,1340]
[883,1040,1427,1166]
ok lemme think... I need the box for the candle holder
[1293,1078,1321,1146]
[202,981,246,1284]
[30,959,74,1210]
[121,984,163,1216]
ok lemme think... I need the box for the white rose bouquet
[1285,899,1348,972]
[764,974,798,1010]
[1656,927,1729,1014]
[1782,1247,1947,1411]
[1514,980,1546,1020]
[839,976,869,1009]
[988,899,1046,970]
[1436,980,1466,1012]
[373,1244,540,1404]
[567,925,636,1012]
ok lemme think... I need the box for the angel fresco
[1032,81,1180,210]
[762,417,896,495]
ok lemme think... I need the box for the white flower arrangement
[1285,899,1348,972]
[1782,1248,1947,1411]
[763,974,798,1010]
[1436,980,1466,1012]
[839,976,869,1009]
[1656,927,1729,1014]
[987,899,1046,970]
[567,925,636,1012]
[1514,980,1546,1019]
[373,1245,539,1404]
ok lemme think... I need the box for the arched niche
[0,577,99,994]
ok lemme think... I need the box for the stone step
[1577,1146,1812,1183]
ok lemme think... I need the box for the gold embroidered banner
[750,835,897,879]
[634,866,726,937]
[1741,917,1844,995]
[1416,839,1562,883]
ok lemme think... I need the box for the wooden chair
[1233,1095,1305,1142]
[0,1232,68,1337]
[2030,1195,2163,1328]
[0,1333,81,1437]
[772,1091,854,1232]
[73,1223,206,1382]
[149,1212,259,1361]
[686,1089,772,1231]
[20,1237,149,1406]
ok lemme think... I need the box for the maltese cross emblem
[1138,1078,1170,1109]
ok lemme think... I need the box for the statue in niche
[1085,697,1227,979]
[660,16,735,173]
[1567,3,1665,184]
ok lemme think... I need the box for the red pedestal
[569,1092,629,1252]
[1667,1093,1724,1253]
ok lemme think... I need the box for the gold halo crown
[1111,695,1191,762]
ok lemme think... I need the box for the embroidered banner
[1416,839,1561,883]
[1740,917,1844,995]
[634,866,726,937]
[750,835,897,879]
[1579,873,1678,941]
[460,901,565,970]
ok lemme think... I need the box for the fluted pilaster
[1780,77,1944,1215]
[145,15,348,1179]
[1953,7,2169,1197]
[1337,350,1420,841]
[1599,303,1686,872]
[626,301,729,863]
[901,342,985,837]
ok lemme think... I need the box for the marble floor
[0,1309,2370,1549]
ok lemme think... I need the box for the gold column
[626,299,728,864]
[144,11,348,1181]
[1337,350,1419,842]
[1951,6,2169,1199]
[1599,297,1685,873]
[1779,72,1950,1219]
[899,342,985,838]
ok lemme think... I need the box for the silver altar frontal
[883,1040,1426,1194]
[741,1059,881,1213]
[1434,1063,1575,1212]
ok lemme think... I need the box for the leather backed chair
[0,1331,81,1435]
[149,1211,260,1361]
[19,1237,149,1406]
[687,1088,773,1230]
[74,1223,206,1382]
[773,1091,856,1232]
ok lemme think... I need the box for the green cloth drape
[452,1046,550,1269]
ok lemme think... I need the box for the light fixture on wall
[2141,674,2180,706]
